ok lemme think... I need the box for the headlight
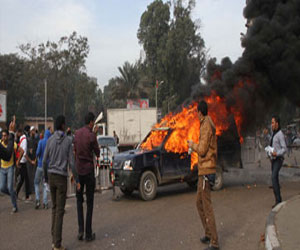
[123,160,133,170]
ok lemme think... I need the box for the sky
[0,0,246,90]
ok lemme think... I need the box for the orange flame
[141,85,246,169]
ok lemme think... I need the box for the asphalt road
[1,169,300,250]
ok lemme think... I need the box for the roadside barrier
[66,146,114,197]
[95,165,113,191]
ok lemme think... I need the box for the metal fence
[67,146,113,197]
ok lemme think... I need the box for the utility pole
[45,79,47,130]
[155,80,164,122]
[155,80,164,109]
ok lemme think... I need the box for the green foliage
[137,0,170,80]
[0,32,103,129]
[137,0,206,114]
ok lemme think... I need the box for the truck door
[161,150,190,179]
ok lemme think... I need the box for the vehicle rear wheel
[139,171,157,201]
[212,167,223,191]
[120,187,134,196]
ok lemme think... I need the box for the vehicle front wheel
[139,171,157,201]
[120,187,134,196]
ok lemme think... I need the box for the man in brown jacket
[188,100,219,250]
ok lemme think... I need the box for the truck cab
[111,128,198,200]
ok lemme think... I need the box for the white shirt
[20,135,27,163]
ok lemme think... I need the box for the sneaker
[85,233,95,242]
[35,200,40,209]
[53,246,66,250]
[77,232,84,241]
[200,236,210,244]
[43,203,49,209]
[11,207,18,214]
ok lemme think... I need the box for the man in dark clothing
[113,130,119,145]
[74,112,100,242]
[0,116,16,161]
[269,115,287,208]
[16,126,35,201]
[27,126,38,196]
[43,115,80,250]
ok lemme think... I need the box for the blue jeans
[34,167,48,205]
[272,158,283,204]
[0,165,17,208]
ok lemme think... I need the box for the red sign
[127,99,149,109]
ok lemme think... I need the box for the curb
[265,201,286,250]
[265,195,300,250]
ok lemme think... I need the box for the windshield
[98,137,116,147]
[139,130,168,150]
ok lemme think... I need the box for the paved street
[1,163,300,250]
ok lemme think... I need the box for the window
[98,137,116,147]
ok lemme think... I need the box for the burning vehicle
[111,98,243,201]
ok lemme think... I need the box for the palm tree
[112,61,144,100]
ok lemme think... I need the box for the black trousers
[16,163,30,198]
[76,171,95,237]
[271,158,283,204]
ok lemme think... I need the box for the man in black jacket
[0,116,16,161]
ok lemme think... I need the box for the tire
[212,167,223,191]
[139,171,157,201]
[120,187,134,196]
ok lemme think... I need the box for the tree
[112,61,151,101]
[74,73,103,127]
[0,54,34,123]
[19,32,90,118]
[137,0,170,81]
[138,0,206,114]
[0,32,103,129]
[103,78,126,109]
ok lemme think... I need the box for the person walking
[34,129,51,209]
[27,126,38,197]
[188,101,219,250]
[0,116,16,161]
[16,127,35,202]
[269,115,287,208]
[0,129,18,213]
[74,112,100,242]
[113,130,119,145]
[43,115,80,250]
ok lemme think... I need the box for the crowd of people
[0,113,102,250]
[0,107,290,250]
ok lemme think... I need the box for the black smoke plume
[191,0,300,134]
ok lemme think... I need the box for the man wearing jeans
[74,112,100,242]
[270,115,287,208]
[0,116,16,161]
[43,115,80,250]
[34,129,52,209]
[0,130,18,213]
